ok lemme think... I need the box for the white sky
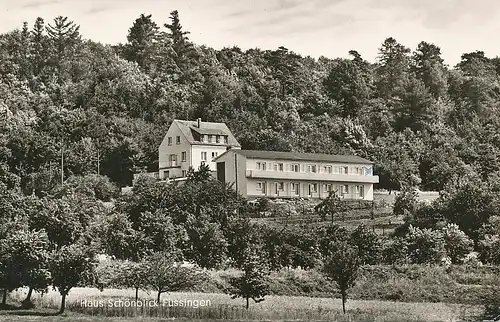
[1,0,500,65]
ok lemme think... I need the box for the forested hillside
[1,11,500,191]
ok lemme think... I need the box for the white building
[213,149,379,200]
[158,119,241,180]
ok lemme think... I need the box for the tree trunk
[341,291,346,314]
[246,296,249,310]
[26,287,33,301]
[157,290,161,304]
[135,287,139,302]
[1,289,6,305]
[21,287,35,308]
[58,293,66,314]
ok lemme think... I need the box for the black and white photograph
[1,0,500,321]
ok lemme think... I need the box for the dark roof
[173,120,241,147]
[214,149,374,164]
[190,126,227,136]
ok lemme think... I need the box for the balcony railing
[245,170,379,184]
[161,161,181,168]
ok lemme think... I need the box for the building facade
[213,150,379,200]
[158,119,241,180]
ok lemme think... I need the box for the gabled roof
[173,120,241,147]
[213,149,374,164]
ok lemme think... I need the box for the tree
[124,14,161,68]
[393,186,419,218]
[324,56,372,118]
[49,243,97,314]
[350,224,381,265]
[375,37,411,99]
[226,246,270,310]
[164,10,197,76]
[46,16,81,83]
[411,41,448,99]
[144,251,203,303]
[314,192,349,223]
[441,223,473,264]
[323,242,361,314]
[404,225,446,264]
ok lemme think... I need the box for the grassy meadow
[3,287,482,322]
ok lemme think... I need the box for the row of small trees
[2,168,499,315]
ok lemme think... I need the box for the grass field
[2,287,483,322]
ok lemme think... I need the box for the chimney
[197,118,201,128]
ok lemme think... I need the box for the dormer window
[224,136,228,144]
[208,135,213,142]
[216,135,220,143]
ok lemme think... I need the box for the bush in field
[323,242,361,314]
[478,235,500,265]
[439,182,498,241]
[350,224,382,265]
[393,186,419,218]
[226,246,270,310]
[317,224,350,260]
[440,223,474,264]
[380,237,408,265]
[404,225,446,264]
[49,243,97,314]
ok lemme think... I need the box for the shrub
[405,225,446,264]
[441,223,474,264]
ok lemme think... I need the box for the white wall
[246,180,375,200]
[158,122,191,179]
[191,145,230,171]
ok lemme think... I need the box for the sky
[1,0,500,66]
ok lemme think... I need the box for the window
[182,170,187,177]
[202,135,207,142]
[208,135,213,142]
[324,165,333,174]
[274,182,284,193]
[341,185,349,194]
[307,165,317,173]
[176,136,181,144]
[181,152,187,162]
[224,136,228,144]
[164,170,169,178]
[340,166,348,174]
[274,163,284,171]
[168,137,172,146]
[354,167,363,175]
[216,135,220,143]
[291,164,300,172]
[201,152,207,161]
[212,152,218,159]
[324,184,333,192]
[292,183,300,195]
[257,181,266,194]
[308,183,318,196]
[356,185,364,197]
[169,154,177,163]
[257,162,266,171]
